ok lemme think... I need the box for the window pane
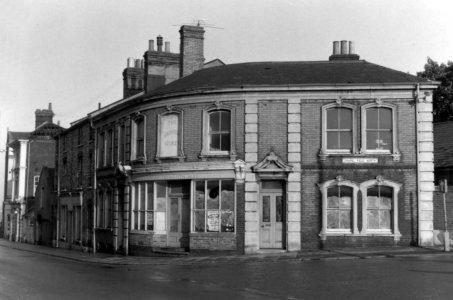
[136,119,144,139]
[146,212,154,231]
[195,181,205,209]
[262,196,270,222]
[221,211,234,232]
[339,108,352,129]
[327,132,338,149]
[170,198,178,232]
[134,185,139,210]
[207,211,220,232]
[339,186,352,207]
[327,211,339,229]
[368,196,379,209]
[380,108,392,130]
[209,112,220,132]
[327,186,339,208]
[339,131,352,150]
[366,131,378,150]
[221,180,234,210]
[326,109,338,129]
[140,183,146,210]
[276,196,283,222]
[339,210,351,229]
[380,210,391,229]
[207,181,219,209]
[380,131,392,150]
[367,108,379,129]
[147,183,154,211]
[367,210,379,229]
[156,197,166,211]
[220,133,230,151]
[133,211,138,230]
[220,111,230,131]
[194,211,205,232]
[139,211,145,230]
[380,186,393,201]
[156,182,166,198]
[155,212,166,231]
[210,133,221,151]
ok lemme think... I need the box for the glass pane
[262,196,270,222]
[339,108,352,129]
[140,183,146,210]
[367,108,379,129]
[147,183,153,210]
[339,210,351,229]
[207,181,219,209]
[195,181,205,209]
[380,185,393,200]
[367,131,378,150]
[146,212,154,231]
[220,111,230,131]
[134,185,139,210]
[155,212,166,231]
[194,211,205,232]
[339,186,352,208]
[156,182,166,198]
[221,211,234,232]
[380,210,391,229]
[380,131,392,150]
[133,211,138,230]
[139,211,145,230]
[379,108,392,130]
[210,133,221,151]
[209,111,220,132]
[220,133,230,151]
[156,197,166,211]
[327,132,338,149]
[368,196,379,209]
[170,198,179,232]
[221,180,234,210]
[327,185,339,208]
[327,211,339,229]
[367,210,379,229]
[276,196,283,222]
[207,211,220,232]
[326,109,338,129]
[339,131,352,150]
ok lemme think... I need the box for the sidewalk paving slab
[0,238,450,266]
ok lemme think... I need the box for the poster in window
[207,211,219,232]
[160,114,179,157]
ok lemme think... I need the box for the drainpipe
[56,136,60,248]
[90,118,97,253]
[415,83,421,245]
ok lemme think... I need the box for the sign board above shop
[342,158,378,164]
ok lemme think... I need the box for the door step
[152,247,189,256]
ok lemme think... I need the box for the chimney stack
[179,25,205,78]
[123,56,145,98]
[329,40,360,61]
[35,103,54,128]
[149,40,154,51]
[157,35,163,52]
[165,41,170,53]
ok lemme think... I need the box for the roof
[8,131,30,142]
[434,121,453,168]
[148,60,431,97]
[31,121,64,137]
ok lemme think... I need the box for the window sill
[199,151,237,161]
[130,230,153,235]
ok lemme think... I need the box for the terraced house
[56,25,438,255]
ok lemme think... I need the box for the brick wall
[258,100,287,161]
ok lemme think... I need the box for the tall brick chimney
[122,57,145,98]
[179,25,205,78]
[35,103,54,128]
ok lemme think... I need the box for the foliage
[417,57,453,122]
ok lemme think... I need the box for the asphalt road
[1,246,453,300]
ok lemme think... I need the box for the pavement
[0,238,450,266]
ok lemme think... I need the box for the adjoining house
[2,104,64,242]
[53,26,438,255]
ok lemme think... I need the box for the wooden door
[260,193,284,248]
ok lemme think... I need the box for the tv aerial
[173,19,223,30]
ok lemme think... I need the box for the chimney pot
[165,41,170,53]
[348,41,355,55]
[149,40,154,51]
[141,59,145,69]
[134,59,141,68]
[98,102,101,109]
[157,35,163,52]
[48,102,52,111]
[333,41,340,55]
[127,57,135,68]
[340,40,348,55]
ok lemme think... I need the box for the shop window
[360,176,401,239]
[156,110,184,161]
[320,103,356,159]
[361,102,400,160]
[319,176,359,239]
[193,179,235,233]
[200,104,236,160]
[131,114,145,161]
[132,182,154,231]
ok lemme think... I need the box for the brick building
[2,104,63,242]
[56,26,438,255]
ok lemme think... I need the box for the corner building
[86,29,438,254]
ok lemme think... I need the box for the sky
[0,0,452,141]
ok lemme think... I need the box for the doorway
[260,181,285,249]
[166,181,190,249]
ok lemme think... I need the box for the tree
[417,57,453,122]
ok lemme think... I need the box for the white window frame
[131,113,146,161]
[156,108,185,162]
[360,101,400,161]
[200,103,236,160]
[359,176,402,241]
[318,176,359,240]
[131,182,154,231]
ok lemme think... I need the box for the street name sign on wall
[342,158,378,164]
